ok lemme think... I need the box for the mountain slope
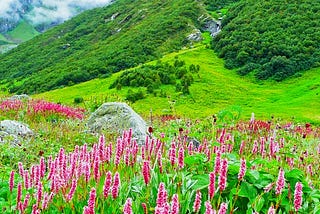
[213,0,320,80]
[0,0,208,94]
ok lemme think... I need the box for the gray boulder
[0,131,20,146]
[0,120,34,145]
[0,120,34,137]
[8,94,30,101]
[87,102,147,144]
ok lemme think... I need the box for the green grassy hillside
[0,0,207,94]
[7,20,40,43]
[35,46,320,123]
[213,0,320,81]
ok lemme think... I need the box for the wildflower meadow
[0,98,319,213]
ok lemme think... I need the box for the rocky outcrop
[87,102,147,144]
[187,29,203,42]
[0,120,34,145]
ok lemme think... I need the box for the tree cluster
[213,0,320,81]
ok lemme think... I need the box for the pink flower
[31,204,40,214]
[141,203,147,214]
[218,202,227,214]
[294,182,303,212]
[40,157,46,178]
[264,183,274,193]
[123,198,133,214]
[178,147,184,169]
[93,156,100,182]
[267,205,275,214]
[239,141,245,155]
[218,158,228,192]
[9,170,15,192]
[275,168,285,195]
[171,194,179,214]
[260,137,265,155]
[42,192,49,210]
[87,188,96,214]
[66,179,77,202]
[208,172,215,200]
[205,201,215,214]
[36,182,43,207]
[252,140,258,154]
[238,158,246,181]
[112,172,121,199]
[142,160,151,185]
[23,193,31,211]
[156,182,168,207]
[169,142,176,166]
[16,182,22,206]
[214,151,221,175]
[18,162,24,177]
[157,151,163,174]
[103,171,112,198]
[193,190,202,213]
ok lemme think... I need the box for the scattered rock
[0,131,20,146]
[87,102,147,144]
[187,29,203,42]
[0,120,34,137]
[0,120,34,146]
[8,94,30,101]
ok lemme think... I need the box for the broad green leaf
[238,181,258,202]
[254,196,265,212]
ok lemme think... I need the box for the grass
[7,20,39,43]
[34,46,320,123]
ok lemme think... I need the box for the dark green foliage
[74,97,84,104]
[110,60,197,95]
[213,0,320,81]
[0,0,206,94]
[126,89,145,103]
[203,0,239,11]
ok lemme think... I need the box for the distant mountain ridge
[0,0,212,94]
[0,0,114,52]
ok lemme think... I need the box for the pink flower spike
[112,172,121,199]
[178,147,185,169]
[123,198,133,214]
[267,205,275,214]
[66,179,77,202]
[16,182,22,206]
[141,203,147,214]
[18,162,24,177]
[205,201,214,214]
[193,190,202,213]
[275,168,285,195]
[171,194,179,214]
[103,171,112,198]
[23,193,31,210]
[156,182,167,207]
[88,187,96,213]
[294,182,303,212]
[238,158,246,181]
[218,202,228,214]
[218,158,228,192]
[142,160,151,185]
[9,170,15,192]
[208,172,215,200]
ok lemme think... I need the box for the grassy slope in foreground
[34,47,320,123]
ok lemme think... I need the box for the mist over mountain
[0,0,114,33]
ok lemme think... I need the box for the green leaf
[238,182,258,202]
[286,169,303,180]
[254,196,265,212]
[184,154,207,166]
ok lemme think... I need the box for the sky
[0,0,113,25]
